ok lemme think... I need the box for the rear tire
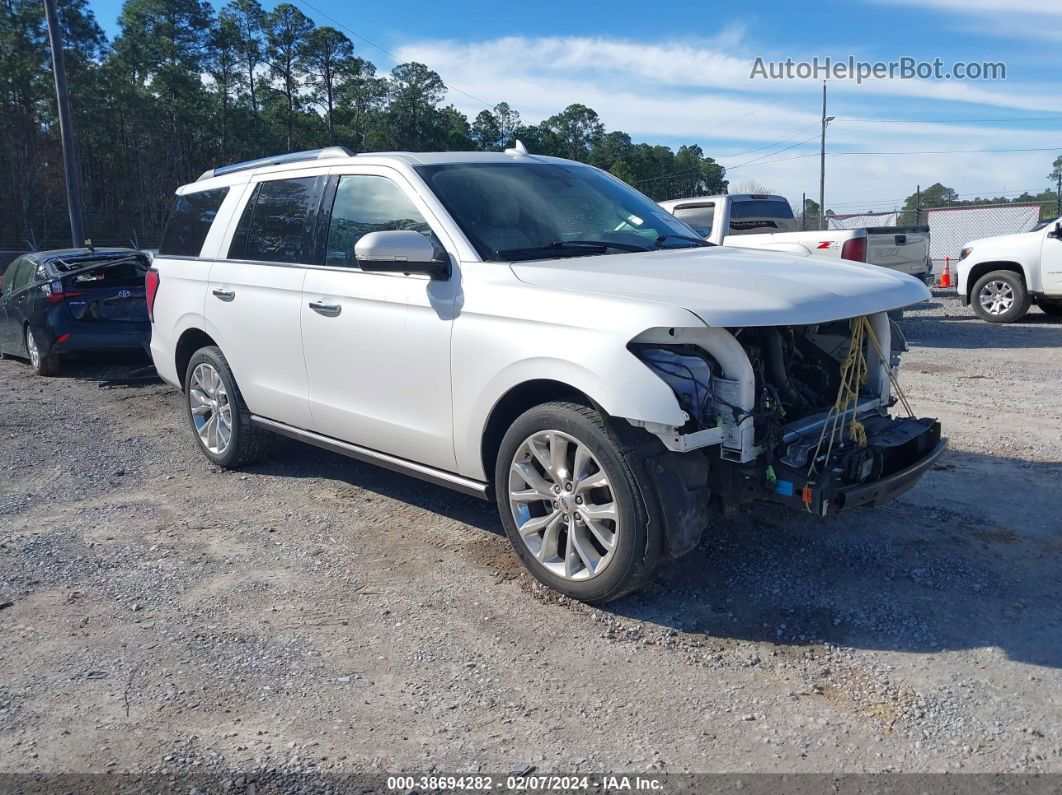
[494,401,663,603]
[971,270,1030,323]
[1038,299,1062,318]
[25,327,60,376]
[184,346,272,468]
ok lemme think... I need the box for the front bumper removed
[766,416,946,517]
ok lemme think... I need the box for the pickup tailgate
[60,257,149,322]
[866,226,930,276]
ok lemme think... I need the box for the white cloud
[877,0,1062,14]
[395,35,1062,210]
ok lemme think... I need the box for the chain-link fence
[924,203,1042,277]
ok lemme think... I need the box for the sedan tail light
[841,237,867,263]
[145,268,160,322]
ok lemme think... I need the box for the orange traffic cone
[939,257,952,288]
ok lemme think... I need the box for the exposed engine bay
[629,314,946,536]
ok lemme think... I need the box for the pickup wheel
[495,401,662,603]
[184,346,272,468]
[971,270,1031,323]
[1038,299,1062,318]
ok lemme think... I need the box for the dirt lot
[1,292,1061,782]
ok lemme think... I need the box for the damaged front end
[628,312,946,539]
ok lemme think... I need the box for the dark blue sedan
[0,248,150,376]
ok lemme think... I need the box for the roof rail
[197,146,354,181]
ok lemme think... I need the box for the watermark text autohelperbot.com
[751,56,1006,83]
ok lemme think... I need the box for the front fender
[456,352,686,480]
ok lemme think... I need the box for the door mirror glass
[355,231,450,279]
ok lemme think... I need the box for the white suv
[148,146,945,602]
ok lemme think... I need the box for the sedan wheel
[25,328,41,370]
[188,362,233,455]
[508,429,620,581]
[24,327,59,376]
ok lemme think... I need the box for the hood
[963,230,1036,250]
[510,246,931,327]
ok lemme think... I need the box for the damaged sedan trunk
[629,311,946,548]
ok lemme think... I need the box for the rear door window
[673,204,715,237]
[159,187,229,256]
[230,177,320,264]
[324,175,432,267]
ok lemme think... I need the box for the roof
[189,147,580,190]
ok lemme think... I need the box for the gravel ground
[1,292,1060,782]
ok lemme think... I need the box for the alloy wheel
[978,280,1015,316]
[507,430,619,581]
[25,329,40,370]
[189,362,233,454]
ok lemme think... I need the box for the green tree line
[0,0,728,248]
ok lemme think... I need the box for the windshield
[415,162,704,261]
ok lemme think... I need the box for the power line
[835,115,1062,124]
[694,87,813,137]
[633,116,822,185]
[716,121,821,159]
[727,145,1062,170]
[291,0,495,110]
[722,133,822,170]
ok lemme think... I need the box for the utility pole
[43,0,86,247]
[915,184,921,225]
[818,82,830,231]
[801,191,806,230]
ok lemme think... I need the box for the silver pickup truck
[865,225,932,284]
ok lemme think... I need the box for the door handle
[212,288,235,302]
[308,301,341,317]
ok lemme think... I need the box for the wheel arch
[174,328,219,390]
[966,261,1026,301]
[480,379,596,489]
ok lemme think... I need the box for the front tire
[971,270,1030,323]
[494,401,662,603]
[184,346,271,468]
[25,326,60,376]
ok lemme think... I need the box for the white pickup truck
[659,194,869,263]
[956,219,1062,322]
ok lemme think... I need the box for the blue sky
[89,0,1062,211]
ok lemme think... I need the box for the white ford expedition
[148,146,945,603]
[956,218,1062,322]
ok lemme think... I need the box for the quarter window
[1,258,27,294]
[233,177,319,264]
[8,259,35,292]
[159,187,229,256]
[325,175,431,267]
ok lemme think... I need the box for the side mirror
[355,230,450,279]
[1052,222,1062,239]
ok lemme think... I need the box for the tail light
[43,280,84,304]
[841,237,867,263]
[145,268,160,322]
